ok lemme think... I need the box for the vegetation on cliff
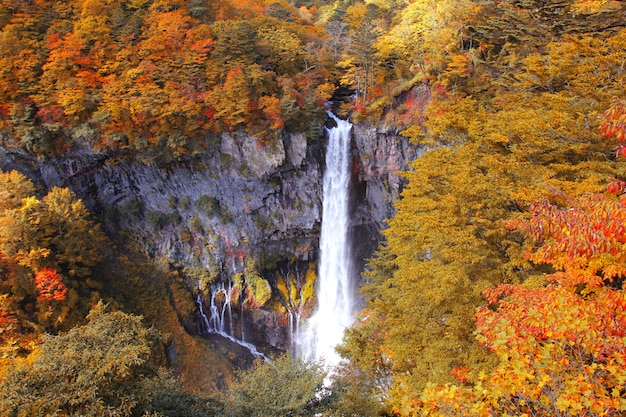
[2,0,626,415]
[337,0,626,415]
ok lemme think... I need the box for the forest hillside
[1,0,626,416]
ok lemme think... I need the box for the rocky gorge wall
[0,120,420,353]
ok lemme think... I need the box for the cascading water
[298,112,355,367]
[196,281,268,361]
[207,282,233,335]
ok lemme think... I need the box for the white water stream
[196,284,268,361]
[298,113,355,367]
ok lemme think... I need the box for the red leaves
[0,306,16,331]
[258,96,284,130]
[452,365,470,383]
[607,178,626,195]
[507,193,626,284]
[600,99,626,143]
[482,283,517,305]
[469,100,626,414]
[34,267,67,302]
[615,144,626,159]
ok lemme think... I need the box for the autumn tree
[338,2,386,108]
[402,99,626,416]
[256,26,305,74]
[0,2,51,153]
[0,301,219,417]
[34,267,67,302]
[375,0,478,80]
[0,171,109,337]
[227,353,327,417]
[416,195,626,416]
[0,0,335,159]
[206,67,252,129]
[341,4,626,412]
[97,1,213,159]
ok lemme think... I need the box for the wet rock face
[0,124,420,349]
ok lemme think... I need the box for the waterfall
[195,293,211,334]
[196,281,268,361]
[298,112,355,367]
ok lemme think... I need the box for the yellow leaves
[256,26,304,72]
[441,54,471,86]
[315,82,335,105]
[126,0,149,9]
[246,273,271,307]
[344,2,369,30]
[206,67,250,127]
[275,263,316,314]
[572,0,622,13]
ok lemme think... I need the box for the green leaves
[227,354,327,417]
[0,302,155,416]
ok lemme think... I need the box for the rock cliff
[0,120,420,351]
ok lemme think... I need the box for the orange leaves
[258,96,284,130]
[0,296,19,343]
[472,282,626,416]
[465,165,626,415]
[452,365,470,383]
[507,193,626,284]
[34,267,67,302]
[0,0,331,156]
[478,284,626,352]
[482,283,517,305]
[607,178,626,195]
[601,99,626,165]
[600,99,626,143]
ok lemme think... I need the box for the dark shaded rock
[324,117,338,130]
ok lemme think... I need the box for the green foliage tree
[226,353,327,417]
[0,301,218,417]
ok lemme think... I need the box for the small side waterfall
[207,282,233,335]
[195,281,268,361]
[298,113,355,366]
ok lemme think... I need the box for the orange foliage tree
[415,100,626,416]
[0,0,334,160]
[34,267,67,302]
[0,172,108,346]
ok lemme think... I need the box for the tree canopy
[0,301,219,417]
[3,0,626,414]
[339,0,626,414]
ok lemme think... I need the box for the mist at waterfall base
[296,113,356,368]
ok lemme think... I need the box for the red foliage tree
[34,267,67,302]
